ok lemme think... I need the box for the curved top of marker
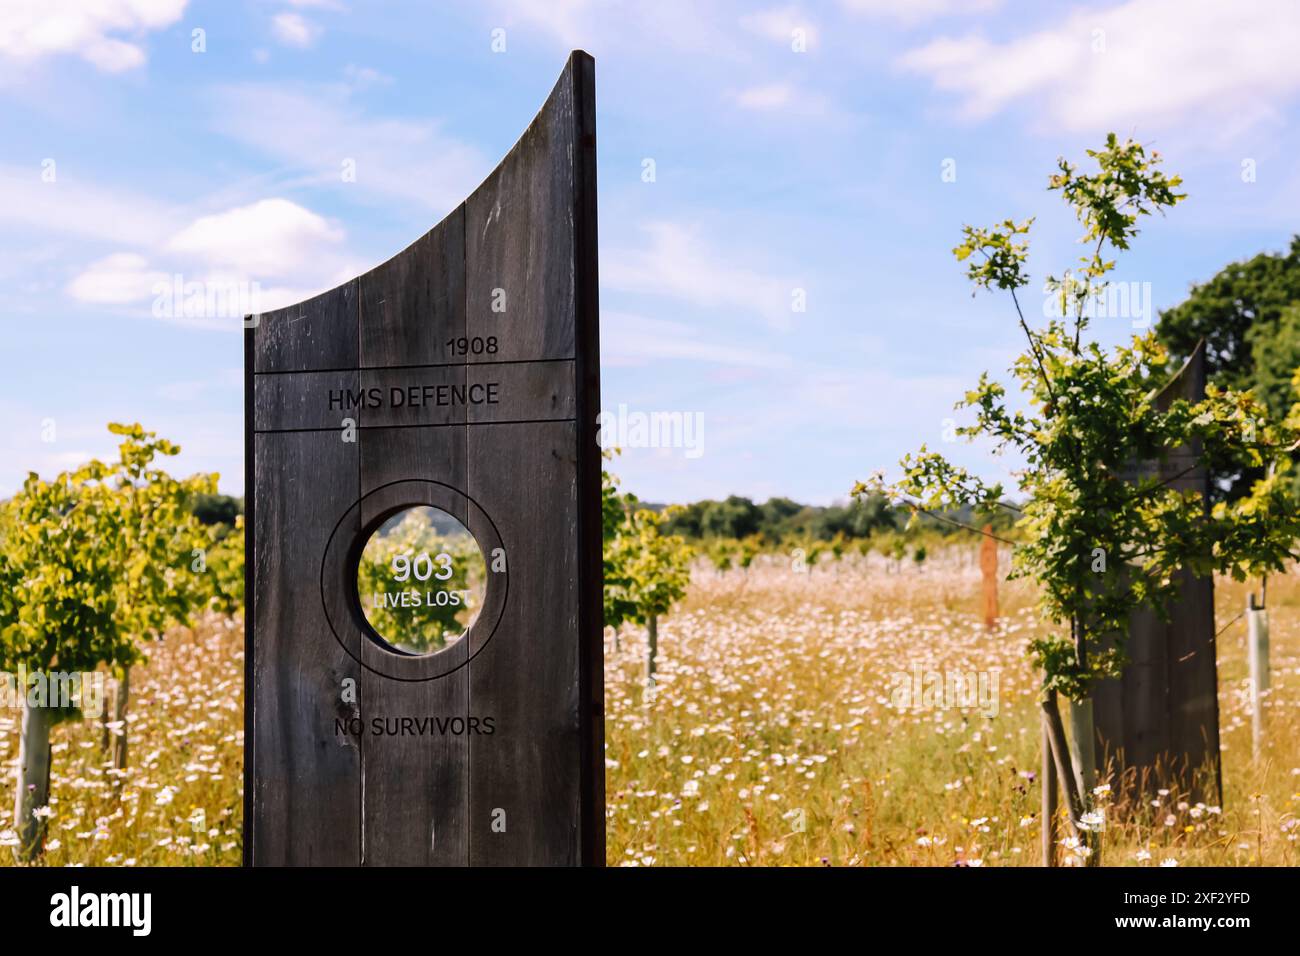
[247,50,596,375]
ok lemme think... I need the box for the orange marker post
[980,525,998,630]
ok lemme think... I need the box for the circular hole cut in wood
[354,505,488,656]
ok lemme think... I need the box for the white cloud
[840,0,1002,25]
[799,367,963,427]
[165,198,344,277]
[730,81,830,115]
[734,83,793,110]
[0,164,176,245]
[486,0,742,56]
[603,221,801,331]
[0,0,188,72]
[209,84,487,214]
[495,0,593,47]
[156,368,242,402]
[64,198,360,328]
[897,0,1300,134]
[740,6,818,49]
[271,12,320,47]
[1,162,358,323]
[157,380,208,401]
[602,312,792,369]
[67,252,168,304]
[343,63,392,88]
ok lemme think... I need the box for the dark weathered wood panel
[1167,564,1218,786]
[359,365,466,429]
[1121,605,1170,771]
[1158,345,1219,799]
[360,206,466,369]
[359,428,470,866]
[466,360,575,423]
[1092,341,1219,801]
[465,69,577,363]
[254,370,362,431]
[281,362,576,430]
[253,280,359,373]
[468,421,581,865]
[251,429,361,865]
[353,198,469,863]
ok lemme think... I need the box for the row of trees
[661,493,892,541]
[0,434,694,860]
[0,424,242,861]
[698,528,939,575]
[659,491,1014,544]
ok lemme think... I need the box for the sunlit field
[0,614,243,867]
[3,549,1297,867]
[605,550,1300,867]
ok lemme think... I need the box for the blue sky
[2,0,1298,505]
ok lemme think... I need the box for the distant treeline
[192,493,243,526]
[653,494,1017,543]
[188,491,1015,547]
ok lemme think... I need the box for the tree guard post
[1247,592,1269,760]
[244,52,604,866]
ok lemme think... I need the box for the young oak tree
[856,135,1300,849]
[708,539,734,575]
[201,515,245,619]
[601,461,637,648]
[0,424,215,860]
[608,506,692,684]
[2,462,127,859]
[600,456,692,679]
[89,424,217,772]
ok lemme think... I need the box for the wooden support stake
[645,613,658,685]
[980,526,998,630]
[1041,717,1057,867]
[111,665,130,771]
[1041,692,1084,835]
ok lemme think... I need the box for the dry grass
[605,549,1300,866]
[3,548,1296,866]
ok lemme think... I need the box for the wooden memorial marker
[1090,341,1220,803]
[243,53,604,865]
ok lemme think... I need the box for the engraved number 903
[392,551,453,582]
